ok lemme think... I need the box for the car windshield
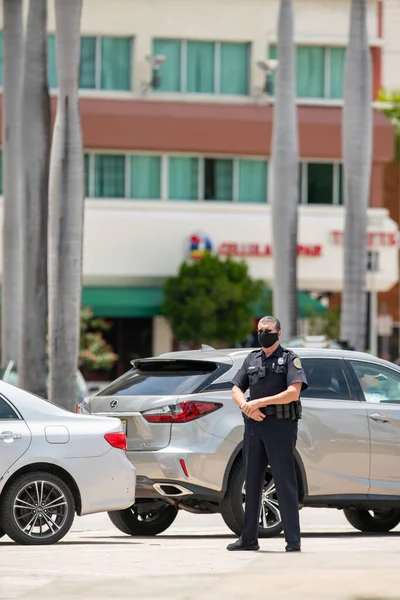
[97,360,220,397]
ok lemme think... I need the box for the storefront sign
[331,230,398,247]
[218,243,322,257]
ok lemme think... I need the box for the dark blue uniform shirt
[232,345,308,404]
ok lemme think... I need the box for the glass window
[130,155,161,200]
[297,46,325,98]
[268,45,345,99]
[168,157,198,200]
[204,158,233,201]
[94,154,125,198]
[220,42,250,95]
[47,34,58,89]
[301,358,352,400]
[238,159,267,203]
[351,361,400,404]
[101,37,132,91]
[307,163,334,204]
[267,43,277,96]
[186,41,215,93]
[84,153,90,197]
[79,36,96,89]
[339,163,344,205]
[329,47,345,99]
[0,397,19,420]
[153,39,181,92]
[97,360,218,397]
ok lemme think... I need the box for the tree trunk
[341,0,372,351]
[48,0,84,411]
[271,0,299,338]
[1,0,23,368]
[19,0,51,397]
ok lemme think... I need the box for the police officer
[227,315,308,553]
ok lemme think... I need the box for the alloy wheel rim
[242,469,281,530]
[13,480,68,538]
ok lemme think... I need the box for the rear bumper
[64,450,136,516]
[126,433,236,498]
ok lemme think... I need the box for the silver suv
[81,347,400,537]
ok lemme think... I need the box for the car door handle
[369,413,390,423]
[0,431,22,440]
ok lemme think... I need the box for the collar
[256,344,283,359]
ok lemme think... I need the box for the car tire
[343,508,400,533]
[108,500,178,536]
[220,458,283,538]
[1,472,75,545]
[0,527,5,539]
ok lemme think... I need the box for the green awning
[253,290,327,319]
[82,287,327,319]
[0,286,327,319]
[82,287,163,318]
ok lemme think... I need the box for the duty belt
[260,401,302,420]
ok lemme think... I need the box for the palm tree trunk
[19,0,51,397]
[271,0,299,337]
[1,0,23,368]
[48,0,84,411]
[341,0,372,351]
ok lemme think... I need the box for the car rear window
[97,360,229,397]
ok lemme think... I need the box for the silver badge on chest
[278,357,284,365]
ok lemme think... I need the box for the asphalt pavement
[1,508,400,599]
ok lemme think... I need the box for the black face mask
[258,331,279,348]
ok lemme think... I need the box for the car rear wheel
[343,508,400,533]
[221,459,283,538]
[1,472,75,545]
[108,500,178,536]
[0,527,5,538]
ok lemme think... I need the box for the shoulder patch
[293,357,302,369]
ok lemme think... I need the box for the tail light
[142,401,222,424]
[104,432,127,451]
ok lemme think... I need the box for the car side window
[0,397,19,420]
[350,361,400,404]
[301,358,352,400]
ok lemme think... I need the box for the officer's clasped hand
[241,400,265,421]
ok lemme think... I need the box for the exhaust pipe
[153,483,193,497]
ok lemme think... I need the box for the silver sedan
[0,380,136,545]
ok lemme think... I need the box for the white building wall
[0,200,392,293]
[382,0,400,90]
[35,0,379,101]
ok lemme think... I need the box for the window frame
[301,357,359,402]
[47,34,133,92]
[0,395,21,421]
[267,43,346,100]
[299,161,343,205]
[347,359,400,405]
[152,38,250,96]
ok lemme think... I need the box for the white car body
[0,381,136,544]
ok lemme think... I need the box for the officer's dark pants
[241,416,300,545]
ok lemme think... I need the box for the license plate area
[121,419,127,434]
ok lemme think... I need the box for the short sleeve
[287,354,308,391]
[232,355,251,393]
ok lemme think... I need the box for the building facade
[0,0,397,372]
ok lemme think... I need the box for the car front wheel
[343,508,400,533]
[221,459,283,538]
[1,472,75,545]
[108,500,178,536]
